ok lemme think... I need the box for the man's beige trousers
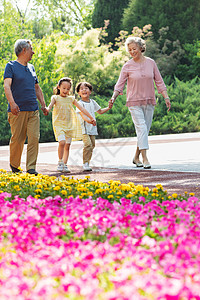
[8,110,40,171]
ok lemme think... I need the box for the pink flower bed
[0,192,200,299]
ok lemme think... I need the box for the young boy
[76,81,113,171]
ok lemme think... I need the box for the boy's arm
[74,99,96,126]
[96,106,111,115]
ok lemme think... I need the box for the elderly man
[4,39,48,175]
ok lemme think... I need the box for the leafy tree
[3,0,95,38]
[56,29,126,94]
[0,2,29,60]
[5,0,32,26]
[92,0,129,46]
[175,41,200,81]
[32,0,95,35]
[122,0,200,46]
[31,17,52,39]
[152,77,200,134]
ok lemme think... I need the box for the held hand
[41,106,49,116]
[165,98,171,112]
[109,98,114,106]
[10,103,20,116]
[91,118,96,126]
[108,101,113,109]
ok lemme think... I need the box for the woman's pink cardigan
[114,57,167,107]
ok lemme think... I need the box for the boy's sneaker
[57,161,64,172]
[83,162,92,172]
[63,165,71,173]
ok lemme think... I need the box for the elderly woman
[109,36,171,169]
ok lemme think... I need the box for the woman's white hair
[125,36,146,53]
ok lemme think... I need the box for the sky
[11,0,33,11]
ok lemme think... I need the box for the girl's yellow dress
[52,95,82,141]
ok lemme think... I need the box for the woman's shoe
[143,163,151,169]
[132,159,143,167]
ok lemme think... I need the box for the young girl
[76,81,113,171]
[47,77,96,172]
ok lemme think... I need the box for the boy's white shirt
[76,98,101,135]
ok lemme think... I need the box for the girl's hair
[125,36,146,53]
[76,81,93,93]
[53,77,73,95]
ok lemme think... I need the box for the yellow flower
[54,186,60,191]
[107,195,113,199]
[95,188,103,194]
[156,184,163,190]
[80,193,87,198]
[34,189,42,194]
[61,190,68,196]
[189,192,195,196]
[37,184,43,189]
[172,193,178,198]
[121,184,131,190]
[126,194,132,198]
[117,191,122,195]
[14,185,21,191]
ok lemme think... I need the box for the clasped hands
[108,98,114,108]
[87,118,96,126]
[41,106,49,116]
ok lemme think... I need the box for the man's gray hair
[125,36,146,53]
[14,39,32,56]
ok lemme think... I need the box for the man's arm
[4,78,20,115]
[35,83,48,115]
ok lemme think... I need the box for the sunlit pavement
[1,132,200,196]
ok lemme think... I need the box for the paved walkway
[1,132,200,196]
